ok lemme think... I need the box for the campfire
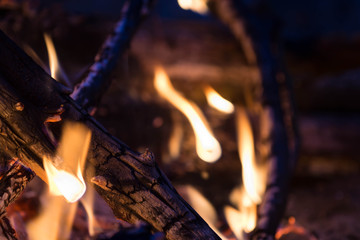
[1,0,356,239]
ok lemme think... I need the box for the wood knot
[14,102,24,111]
[139,149,155,166]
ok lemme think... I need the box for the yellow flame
[177,0,208,14]
[27,195,78,240]
[224,107,267,236]
[154,66,221,163]
[44,33,71,86]
[204,85,234,114]
[81,185,102,236]
[236,107,265,204]
[167,116,183,161]
[182,185,228,239]
[44,122,91,202]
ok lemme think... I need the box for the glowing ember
[204,85,234,114]
[44,122,91,202]
[177,0,208,14]
[154,66,221,163]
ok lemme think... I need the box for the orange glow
[182,185,228,239]
[224,107,267,236]
[81,185,102,236]
[154,66,221,163]
[44,33,71,86]
[204,85,234,114]
[177,0,208,14]
[44,122,91,202]
[236,107,266,204]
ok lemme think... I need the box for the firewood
[0,27,220,240]
[71,0,153,113]
[0,159,35,219]
[208,0,299,238]
[0,217,17,240]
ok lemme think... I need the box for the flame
[27,122,91,240]
[177,0,208,14]
[27,195,78,240]
[81,185,102,236]
[224,107,267,236]
[44,122,91,202]
[204,85,234,114]
[167,115,183,161]
[236,107,265,204]
[154,66,221,163]
[44,33,71,86]
[182,185,228,239]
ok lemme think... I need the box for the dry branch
[71,0,153,112]
[208,0,299,238]
[0,29,219,239]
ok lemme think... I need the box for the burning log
[207,0,299,238]
[0,11,220,240]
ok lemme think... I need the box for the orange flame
[44,33,71,86]
[154,66,221,163]
[181,185,228,239]
[224,107,267,236]
[44,122,91,202]
[204,85,234,114]
[177,0,208,14]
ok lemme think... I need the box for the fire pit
[0,0,359,239]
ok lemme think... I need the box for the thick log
[0,30,219,239]
[0,217,17,240]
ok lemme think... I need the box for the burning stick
[71,0,153,112]
[206,0,300,238]
[0,28,220,240]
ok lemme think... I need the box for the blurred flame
[182,185,228,239]
[236,107,265,204]
[44,122,91,202]
[81,164,102,236]
[177,0,208,14]
[154,66,221,163]
[28,123,91,240]
[204,85,234,114]
[168,116,183,161]
[44,33,71,86]
[224,107,267,236]
[27,195,78,240]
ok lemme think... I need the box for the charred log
[0,29,220,240]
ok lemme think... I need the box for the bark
[0,158,35,219]
[0,217,17,240]
[0,30,219,240]
[71,0,153,112]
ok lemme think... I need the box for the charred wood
[0,217,17,240]
[0,30,220,240]
[71,0,153,113]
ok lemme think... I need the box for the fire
[177,0,208,14]
[44,33,71,86]
[224,107,267,236]
[44,122,91,202]
[181,185,228,239]
[154,66,221,163]
[204,85,234,114]
[27,122,91,240]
